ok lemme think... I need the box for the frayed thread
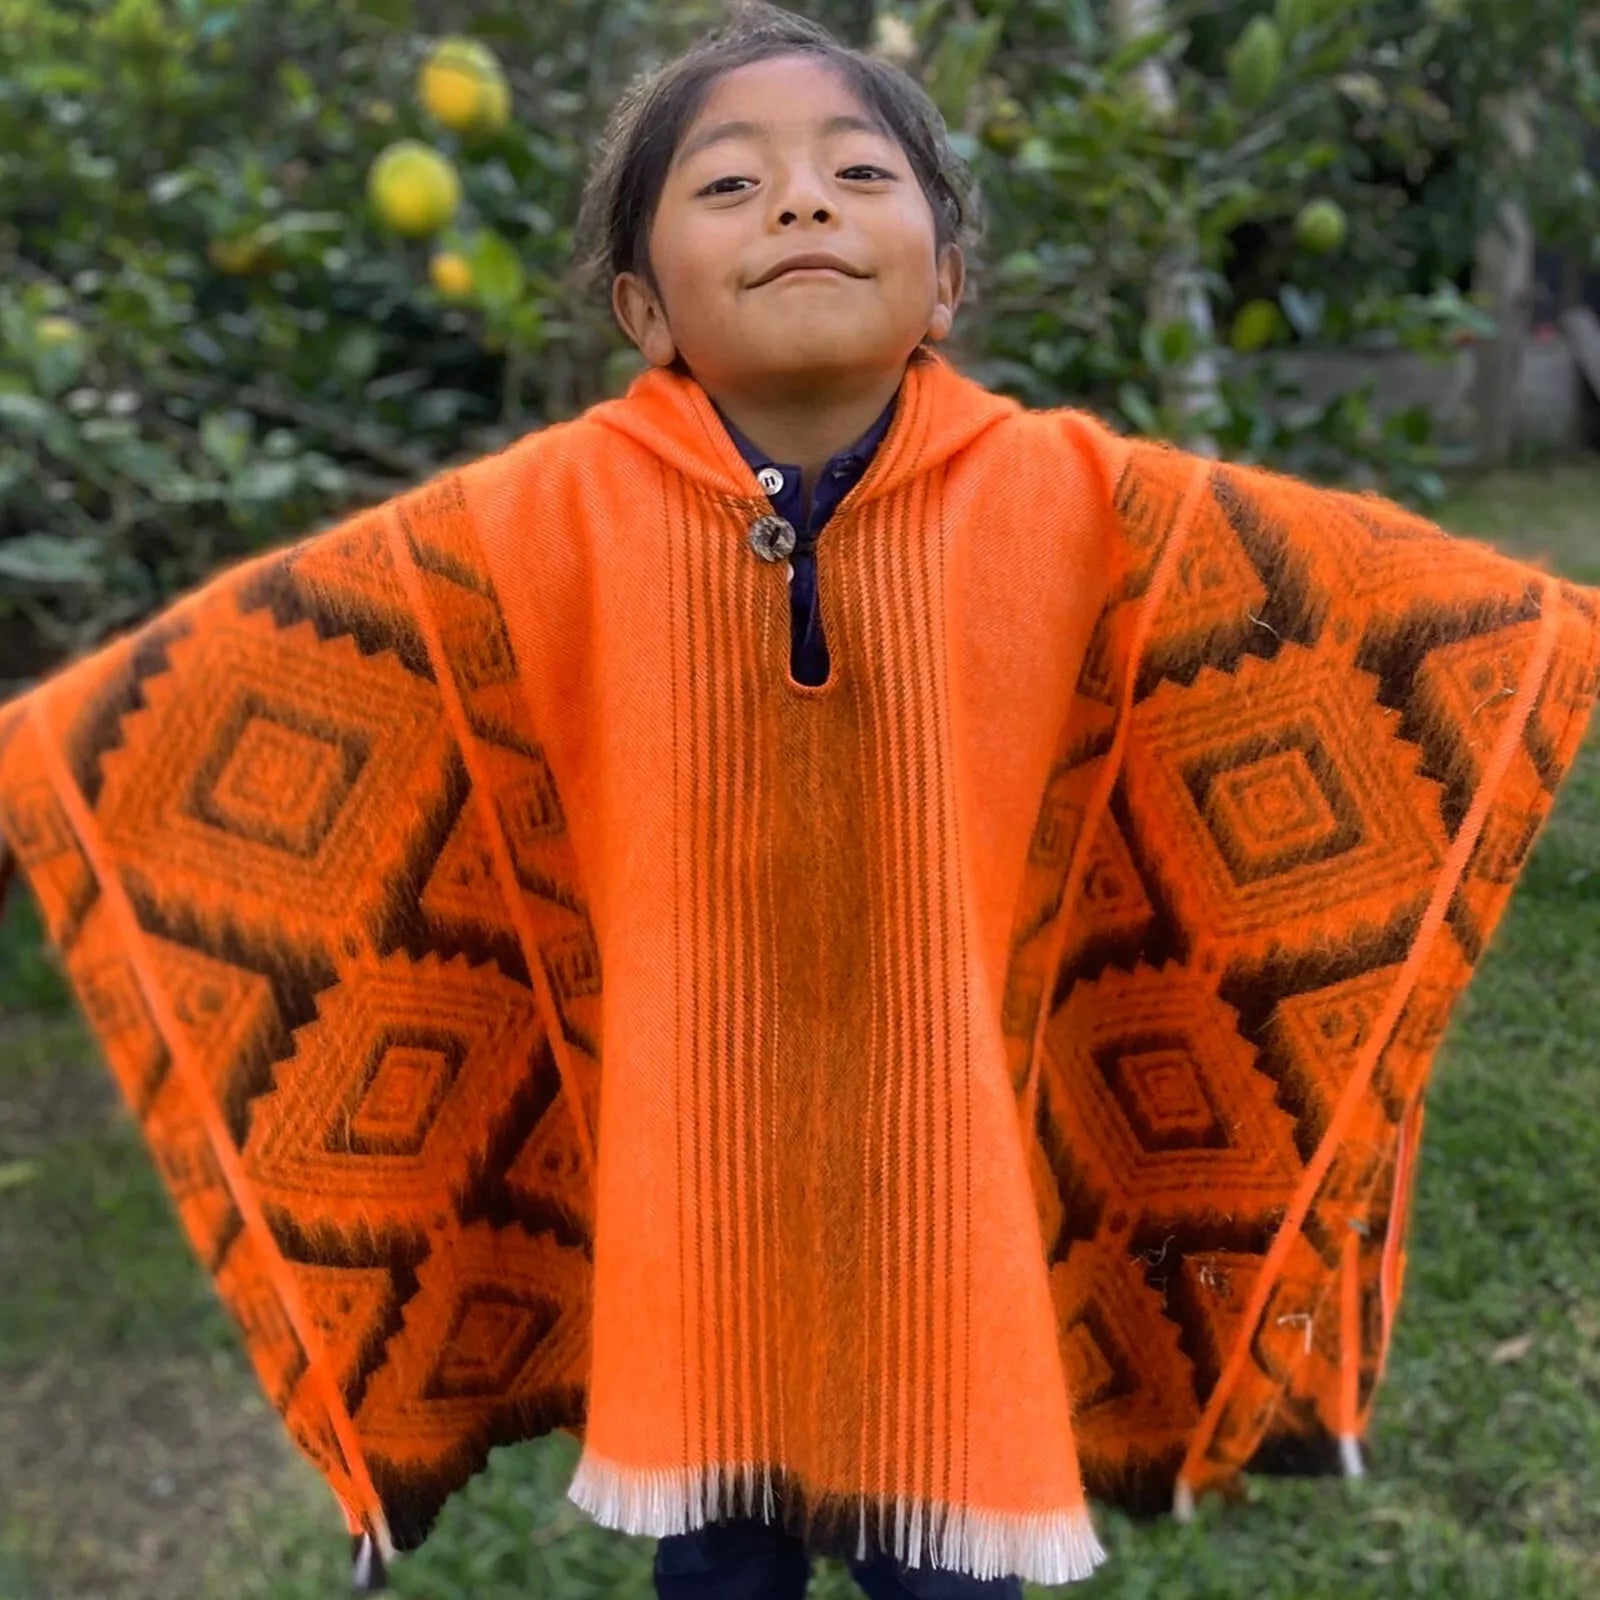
[566,1450,1108,1585]
[350,1529,390,1594]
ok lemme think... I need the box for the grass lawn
[1,461,1597,1599]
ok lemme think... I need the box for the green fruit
[1294,197,1348,255]
[981,96,1029,155]
[1227,16,1284,110]
[1229,299,1282,353]
[207,232,269,275]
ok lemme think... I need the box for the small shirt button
[748,514,797,563]
[757,466,785,496]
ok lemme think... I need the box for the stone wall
[1235,335,1593,460]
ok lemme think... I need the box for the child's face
[612,54,964,396]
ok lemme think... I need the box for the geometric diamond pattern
[198,704,359,857]
[424,1287,560,1400]
[1198,741,1348,883]
[1105,1045,1226,1152]
[0,482,603,1558]
[244,952,547,1239]
[348,1042,455,1158]
[1048,963,1301,1221]
[1127,647,1449,952]
[1013,436,1600,1516]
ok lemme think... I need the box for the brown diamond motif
[348,1041,456,1157]
[192,700,365,858]
[424,1287,559,1400]
[1126,647,1446,950]
[1101,1044,1224,1152]
[1199,742,1348,882]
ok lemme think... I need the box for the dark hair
[568,0,984,376]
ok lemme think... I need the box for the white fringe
[567,1449,1108,1584]
[1172,1479,1196,1523]
[364,1506,395,1562]
[1339,1434,1365,1479]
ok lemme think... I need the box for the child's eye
[697,166,894,196]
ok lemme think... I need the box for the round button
[757,465,785,496]
[747,515,797,563]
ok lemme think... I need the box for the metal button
[748,515,797,563]
[757,465,785,496]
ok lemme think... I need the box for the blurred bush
[0,0,1595,680]
[0,0,687,683]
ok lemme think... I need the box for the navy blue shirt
[713,390,898,686]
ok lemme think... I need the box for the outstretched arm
[0,454,601,1587]
[1023,417,1600,1516]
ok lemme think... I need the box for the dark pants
[653,1517,1023,1600]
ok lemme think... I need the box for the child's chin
[754,329,904,367]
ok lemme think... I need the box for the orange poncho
[2,351,1596,1589]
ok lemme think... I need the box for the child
[1,3,1596,1597]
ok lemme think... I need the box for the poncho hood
[586,348,1024,507]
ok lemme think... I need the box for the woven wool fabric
[1,350,1597,1589]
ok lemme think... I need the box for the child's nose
[776,202,834,226]
[767,165,836,222]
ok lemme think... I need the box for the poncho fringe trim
[567,1449,1109,1584]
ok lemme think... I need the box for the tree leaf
[1279,284,1326,339]
[0,1160,39,1193]
[0,533,101,587]
[201,410,252,471]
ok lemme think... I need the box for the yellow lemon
[1294,197,1348,255]
[418,37,511,135]
[36,315,82,347]
[429,250,475,299]
[368,141,462,238]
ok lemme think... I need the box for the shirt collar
[589,348,1025,512]
[710,387,900,479]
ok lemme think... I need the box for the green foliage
[943,0,1597,474]
[1,0,1595,672]
[0,0,701,681]
[0,891,69,1016]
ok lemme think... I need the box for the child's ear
[613,272,680,369]
[928,243,966,344]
